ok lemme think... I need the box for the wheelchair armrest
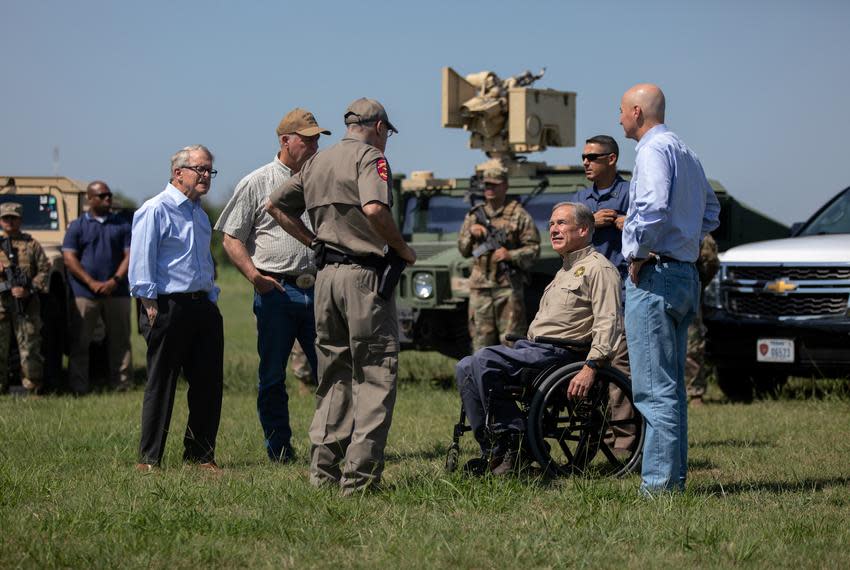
[533,335,591,353]
[505,333,526,342]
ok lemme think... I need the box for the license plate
[756,338,794,363]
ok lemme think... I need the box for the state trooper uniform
[456,244,626,469]
[458,170,540,351]
[269,98,402,494]
[0,202,50,394]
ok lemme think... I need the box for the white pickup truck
[703,185,850,401]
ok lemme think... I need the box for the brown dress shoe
[135,463,158,473]
[197,461,222,474]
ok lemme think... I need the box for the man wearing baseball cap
[267,97,415,495]
[215,107,331,463]
[0,202,50,395]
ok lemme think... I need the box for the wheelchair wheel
[526,362,644,478]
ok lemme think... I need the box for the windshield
[402,191,582,236]
[797,187,850,236]
[0,194,60,230]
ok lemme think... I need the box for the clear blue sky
[3,0,848,224]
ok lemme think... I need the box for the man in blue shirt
[619,84,720,495]
[62,181,132,395]
[573,135,630,280]
[129,145,224,473]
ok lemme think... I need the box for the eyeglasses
[94,192,113,199]
[181,165,218,178]
[384,123,395,138]
[581,152,613,162]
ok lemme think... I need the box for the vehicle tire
[753,373,788,399]
[40,287,67,393]
[715,366,754,403]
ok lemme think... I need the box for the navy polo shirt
[573,175,630,279]
[62,213,132,298]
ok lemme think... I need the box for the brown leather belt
[258,269,316,288]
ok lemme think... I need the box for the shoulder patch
[376,158,389,182]
[574,266,586,277]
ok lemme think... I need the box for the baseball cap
[343,98,398,134]
[0,202,23,218]
[276,108,332,137]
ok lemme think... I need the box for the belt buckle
[295,273,316,288]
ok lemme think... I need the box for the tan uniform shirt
[527,244,623,362]
[0,233,50,292]
[269,137,392,257]
[458,200,540,288]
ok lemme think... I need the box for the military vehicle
[393,67,788,359]
[1,176,91,391]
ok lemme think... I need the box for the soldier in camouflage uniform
[686,233,720,406]
[0,202,50,394]
[458,167,541,351]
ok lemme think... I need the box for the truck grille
[727,266,850,281]
[728,292,849,317]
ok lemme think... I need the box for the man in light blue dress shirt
[129,144,224,473]
[619,84,720,495]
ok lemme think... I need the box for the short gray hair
[170,144,214,175]
[552,201,595,240]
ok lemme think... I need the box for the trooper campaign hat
[0,202,23,218]
[277,108,332,137]
[343,98,398,134]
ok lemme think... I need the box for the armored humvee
[0,176,90,390]
[393,68,788,359]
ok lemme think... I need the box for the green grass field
[2,267,849,569]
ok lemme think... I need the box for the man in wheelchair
[455,202,631,475]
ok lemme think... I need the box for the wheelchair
[446,336,645,478]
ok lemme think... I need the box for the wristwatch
[584,359,599,370]
[111,275,121,283]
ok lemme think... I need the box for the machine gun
[0,237,28,316]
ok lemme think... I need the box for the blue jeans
[625,260,699,494]
[254,282,318,461]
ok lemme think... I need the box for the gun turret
[441,66,576,172]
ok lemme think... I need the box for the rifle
[0,237,28,316]
[470,207,517,283]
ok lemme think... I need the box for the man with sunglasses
[215,108,330,463]
[573,135,630,280]
[267,98,416,496]
[0,202,50,396]
[62,181,132,395]
[129,145,224,473]
[458,166,541,352]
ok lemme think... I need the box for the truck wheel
[753,373,788,399]
[715,367,754,403]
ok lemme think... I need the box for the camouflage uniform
[0,231,50,393]
[458,200,540,351]
[685,234,720,399]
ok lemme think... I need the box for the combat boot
[488,431,523,476]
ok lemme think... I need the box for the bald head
[86,180,113,216]
[619,83,666,141]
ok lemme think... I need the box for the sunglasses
[581,152,613,162]
[95,192,113,199]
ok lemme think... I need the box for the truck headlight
[702,272,722,309]
[413,272,435,299]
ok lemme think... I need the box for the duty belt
[258,269,316,289]
[319,249,384,271]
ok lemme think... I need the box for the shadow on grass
[386,442,450,462]
[692,439,773,449]
[695,476,850,497]
[688,458,718,470]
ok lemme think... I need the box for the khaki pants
[0,295,42,391]
[68,296,132,394]
[310,264,399,494]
